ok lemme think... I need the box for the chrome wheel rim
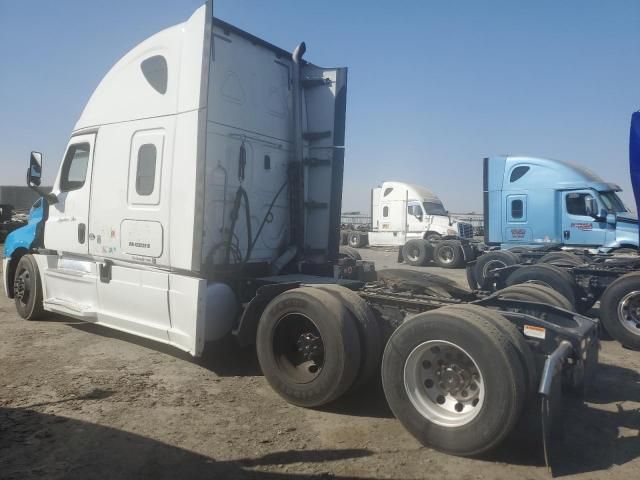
[482,260,506,279]
[437,246,455,264]
[617,291,640,335]
[404,340,485,427]
[407,246,420,262]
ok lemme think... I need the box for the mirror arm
[28,184,58,205]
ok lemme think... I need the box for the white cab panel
[96,265,171,343]
[38,254,98,319]
[168,274,207,356]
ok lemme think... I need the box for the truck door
[407,201,425,234]
[42,133,98,317]
[45,133,95,254]
[562,191,607,246]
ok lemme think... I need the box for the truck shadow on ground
[0,407,375,480]
[66,321,640,477]
[488,360,640,477]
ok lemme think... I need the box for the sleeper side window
[511,199,523,219]
[383,206,389,217]
[60,143,90,192]
[506,194,527,222]
[136,144,157,196]
[128,130,164,206]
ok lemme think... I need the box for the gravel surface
[1,246,639,479]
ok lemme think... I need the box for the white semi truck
[3,1,598,460]
[342,181,478,268]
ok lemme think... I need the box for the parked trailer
[2,2,597,461]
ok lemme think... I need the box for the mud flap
[541,373,564,472]
[538,341,572,472]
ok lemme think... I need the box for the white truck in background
[341,181,479,268]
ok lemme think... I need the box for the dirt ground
[1,246,639,479]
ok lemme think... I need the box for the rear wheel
[381,306,526,455]
[505,263,576,308]
[612,247,637,256]
[256,287,361,407]
[348,232,366,248]
[434,240,464,269]
[402,239,429,266]
[312,284,382,389]
[599,273,640,349]
[13,254,44,320]
[447,304,537,396]
[538,251,583,267]
[497,283,573,310]
[474,251,519,288]
[339,246,362,260]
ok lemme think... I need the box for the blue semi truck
[469,113,640,350]
[483,155,637,251]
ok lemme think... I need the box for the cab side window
[60,143,90,192]
[566,193,593,216]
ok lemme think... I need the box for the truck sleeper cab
[484,155,638,252]
[341,181,478,268]
[3,2,598,462]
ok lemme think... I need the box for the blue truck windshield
[600,191,627,213]
[423,201,447,216]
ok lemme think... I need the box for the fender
[3,199,46,297]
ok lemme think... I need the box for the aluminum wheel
[617,290,640,335]
[404,340,485,427]
[481,260,507,279]
[406,245,420,262]
[437,245,455,265]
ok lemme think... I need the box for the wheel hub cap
[404,340,484,427]
[618,290,640,334]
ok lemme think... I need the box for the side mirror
[606,213,617,225]
[27,151,42,187]
[415,212,423,221]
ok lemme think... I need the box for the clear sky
[1,0,638,213]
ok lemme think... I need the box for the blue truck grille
[457,222,474,239]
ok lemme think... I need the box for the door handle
[563,230,570,240]
[78,223,86,244]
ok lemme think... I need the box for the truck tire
[402,239,429,266]
[348,232,366,248]
[339,246,362,260]
[312,284,382,389]
[538,251,583,267]
[256,287,361,407]
[505,264,576,308]
[497,283,573,310]
[425,232,441,242]
[473,251,519,288]
[599,273,640,350]
[381,305,527,455]
[434,240,464,269]
[612,247,637,256]
[446,304,537,396]
[13,254,44,321]
[506,247,531,255]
